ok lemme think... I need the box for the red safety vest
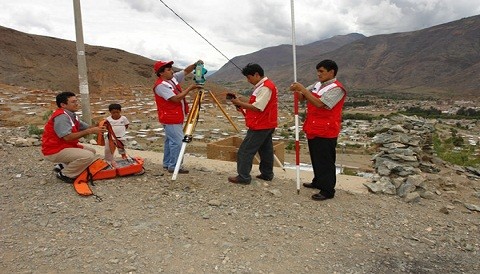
[41,109,82,155]
[245,78,278,130]
[153,78,189,124]
[303,80,346,139]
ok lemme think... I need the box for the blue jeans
[163,124,184,170]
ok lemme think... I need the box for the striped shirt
[310,78,345,109]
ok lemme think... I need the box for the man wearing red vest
[290,60,347,201]
[227,63,278,184]
[153,60,202,174]
[41,91,106,183]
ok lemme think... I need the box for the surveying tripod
[171,62,284,180]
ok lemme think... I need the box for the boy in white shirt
[104,103,129,162]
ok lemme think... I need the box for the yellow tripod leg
[173,89,204,180]
[208,91,240,132]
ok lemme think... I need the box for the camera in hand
[226,93,242,111]
[226,93,237,100]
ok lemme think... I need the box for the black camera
[226,93,243,111]
[226,93,236,100]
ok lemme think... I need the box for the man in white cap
[152,60,202,174]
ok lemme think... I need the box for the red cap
[154,60,174,73]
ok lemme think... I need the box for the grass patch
[342,167,358,176]
[28,125,44,136]
[433,134,480,167]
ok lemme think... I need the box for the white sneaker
[53,163,65,173]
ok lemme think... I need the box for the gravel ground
[1,130,479,273]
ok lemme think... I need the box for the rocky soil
[1,126,479,274]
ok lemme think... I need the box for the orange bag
[73,158,145,197]
[73,159,110,196]
[74,120,145,199]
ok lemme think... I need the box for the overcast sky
[1,0,479,71]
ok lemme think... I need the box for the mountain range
[209,33,365,88]
[211,15,480,99]
[0,14,479,99]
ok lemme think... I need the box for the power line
[157,0,293,114]
[158,0,241,71]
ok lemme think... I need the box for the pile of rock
[0,126,145,150]
[0,127,40,148]
[364,115,439,202]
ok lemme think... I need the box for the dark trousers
[308,137,337,197]
[237,128,275,182]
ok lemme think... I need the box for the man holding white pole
[290,60,347,201]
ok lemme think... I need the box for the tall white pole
[73,0,92,125]
[290,0,301,194]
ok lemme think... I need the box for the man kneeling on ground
[41,91,106,183]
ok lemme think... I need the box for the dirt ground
[1,126,479,273]
[0,81,478,273]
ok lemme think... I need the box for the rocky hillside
[209,33,365,85]
[0,26,156,93]
[325,15,480,97]
[212,15,480,98]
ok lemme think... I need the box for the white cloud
[0,0,479,70]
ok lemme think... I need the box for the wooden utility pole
[73,0,92,125]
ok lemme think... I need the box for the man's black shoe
[228,176,251,185]
[168,168,189,174]
[255,174,273,181]
[311,192,334,201]
[303,183,319,189]
[56,172,75,184]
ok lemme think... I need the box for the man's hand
[226,93,237,100]
[63,126,106,141]
[185,84,203,93]
[88,126,107,135]
[290,82,306,94]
